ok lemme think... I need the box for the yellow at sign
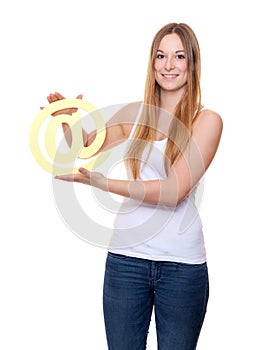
[29,98,109,175]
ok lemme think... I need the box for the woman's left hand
[55,167,108,191]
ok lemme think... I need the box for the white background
[1,0,257,349]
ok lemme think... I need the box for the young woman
[48,22,223,350]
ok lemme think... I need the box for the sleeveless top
[108,105,206,264]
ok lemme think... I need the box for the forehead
[158,33,184,52]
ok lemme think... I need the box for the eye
[156,53,165,59]
[175,54,186,60]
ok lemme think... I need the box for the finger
[55,174,75,182]
[76,94,83,99]
[50,93,60,101]
[55,92,65,100]
[55,173,90,185]
[47,94,57,103]
[78,167,90,176]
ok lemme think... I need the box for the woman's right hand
[41,92,83,116]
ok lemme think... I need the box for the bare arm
[45,92,140,156]
[83,101,141,154]
[106,110,223,206]
[56,109,223,207]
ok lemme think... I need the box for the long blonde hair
[126,23,202,179]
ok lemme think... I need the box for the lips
[162,74,179,79]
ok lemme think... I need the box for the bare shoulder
[195,108,223,125]
[193,108,223,136]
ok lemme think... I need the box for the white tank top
[108,105,206,264]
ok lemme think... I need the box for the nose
[165,56,175,71]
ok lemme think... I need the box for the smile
[162,74,179,79]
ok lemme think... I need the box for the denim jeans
[103,252,209,350]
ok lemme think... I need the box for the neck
[159,89,185,114]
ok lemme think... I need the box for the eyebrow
[157,49,185,53]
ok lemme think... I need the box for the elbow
[161,195,183,208]
[158,180,178,207]
[159,180,189,207]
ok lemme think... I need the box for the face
[154,33,188,94]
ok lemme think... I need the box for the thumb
[78,167,89,175]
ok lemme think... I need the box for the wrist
[90,172,109,192]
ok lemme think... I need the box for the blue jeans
[103,252,209,350]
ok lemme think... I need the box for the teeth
[163,74,176,78]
